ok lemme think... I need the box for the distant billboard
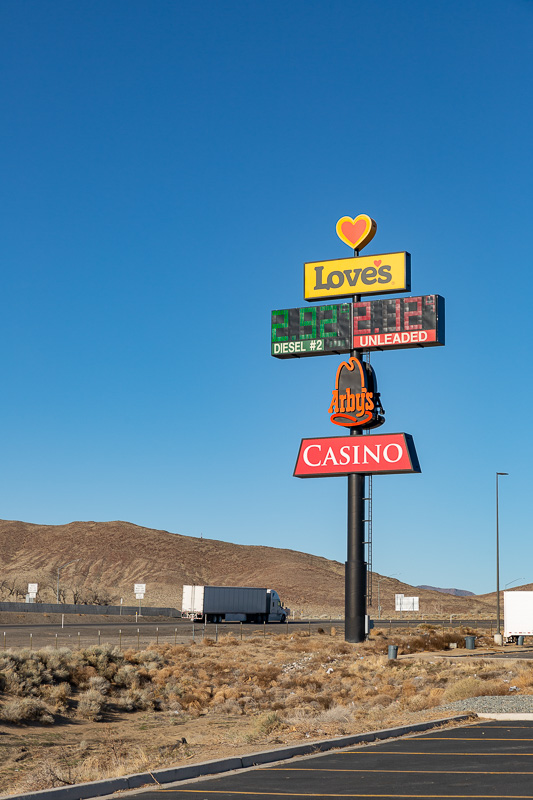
[395,594,419,612]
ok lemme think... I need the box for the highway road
[121,719,533,800]
[0,617,336,649]
[0,614,500,650]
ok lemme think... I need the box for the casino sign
[294,433,420,478]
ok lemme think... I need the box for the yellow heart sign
[336,214,377,252]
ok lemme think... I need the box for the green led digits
[271,303,352,358]
[299,307,317,340]
[271,309,289,342]
[319,305,337,338]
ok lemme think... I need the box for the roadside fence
[0,617,497,652]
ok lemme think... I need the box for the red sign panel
[294,433,420,478]
[353,295,445,351]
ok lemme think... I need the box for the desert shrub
[0,651,54,695]
[513,667,533,692]
[88,675,111,694]
[117,687,157,711]
[237,695,256,710]
[442,676,509,703]
[77,645,123,681]
[329,642,353,655]
[249,666,281,687]
[125,648,164,666]
[282,704,356,736]
[70,663,98,687]
[175,686,212,714]
[313,704,353,724]
[221,634,241,646]
[41,682,72,712]
[403,688,443,711]
[217,698,244,715]
[140,645,162,667]
[76,688,107,721]
[113,664,142,688]
[38,649,72,681]
[283,674,323,690]
[254,711,283,735]
[402,633,465,653]
[212,685,241,704]
[367,694,395,709]
[0,697,54,724]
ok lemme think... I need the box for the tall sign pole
[346,411,366,641]
[347,249,364,642]
[271,214,445,642]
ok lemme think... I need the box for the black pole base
[344,559,367,643]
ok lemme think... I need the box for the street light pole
[496,472,509,639]
[56,559,80,603]
[377,573,400,620]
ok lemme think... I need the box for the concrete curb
[7,715,472,800]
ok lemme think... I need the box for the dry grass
[1,628,532,796]
[0,697,54,725]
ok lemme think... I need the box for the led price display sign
[272,295,444,358]
[353,294,445,350]
[271,304,351,358]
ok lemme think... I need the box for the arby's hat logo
[328,357,385,429]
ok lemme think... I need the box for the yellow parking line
[340,751,533,756]
[410,738,533,742]
[264,769,533,775]
[159,789,533,797]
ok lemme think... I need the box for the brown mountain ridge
[0,519,497,618]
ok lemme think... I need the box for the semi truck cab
[268,589,290,623]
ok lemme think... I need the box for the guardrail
[0,601,180,617]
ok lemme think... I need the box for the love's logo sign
[336,214,377,252]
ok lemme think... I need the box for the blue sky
[1,0,531,594]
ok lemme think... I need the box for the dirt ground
[0,626,530,797]
[0,704,471,797]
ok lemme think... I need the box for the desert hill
[474,584,533,607]
[417,585,475,597]
[0,519,496,618]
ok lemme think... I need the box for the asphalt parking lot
[128,720,533,800]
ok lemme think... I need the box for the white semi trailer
[181,585,290,624]
[504,591,533,642]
